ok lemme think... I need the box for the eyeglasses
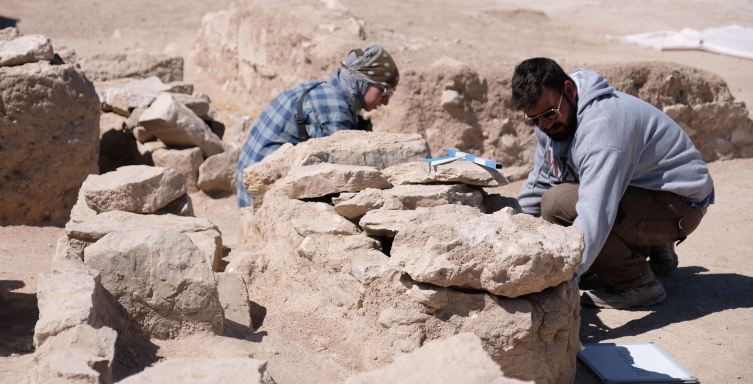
[524,89,563,127]
[380,85,394,98]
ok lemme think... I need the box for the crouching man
[512,58,714,309]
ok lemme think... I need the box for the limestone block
[125,106,146,130]
[406,281,449,310]
[118,358,269,384]
[154,193,194,217]
[198,148,241,193]
[138,93,225,157]
[0,27,21,41]
[69,188,97,225]
[382,160,508,187]
[351,251,393,285]
[243,143,297,208]
[334,184,483,220]
[359,209,417,237]
[172,93,213,120]
[79,49,183,82]
[152,147,204,192]
[292,211,360,237]
[281,163,391,199]
[84,229,223,339]
[185,230,223,273]
[34,270,107,347]
[0,62,99,225]
[133,127,156,143]
[30,324,118,384]
[52,247,89,273]
[96,76,174,115]
[80,165,187,214]
[344,333,529,384]
[0,34,54,66]
[390,205,584,298]
[216,273,253,336]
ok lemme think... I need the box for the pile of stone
[235,130,584,384]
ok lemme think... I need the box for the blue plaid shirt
[237,73,359,208]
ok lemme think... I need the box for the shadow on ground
[0,280,37,357]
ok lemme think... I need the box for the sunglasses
[379,85,394,98]
[524,89,563,127]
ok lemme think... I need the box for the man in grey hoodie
[512,58,714,309]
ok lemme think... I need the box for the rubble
[152,147,204,192]
[117,358,270,384]
[0,34,54,66]
[382,160,508,186]
[79,49,184,82]
[281,163,391,199]
[197,148,241,193]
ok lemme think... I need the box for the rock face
[281,164,391,199]
[80,165,187,214]
[198,148,241,193]
[138,93,225,157]
[79,49,183,82]
[344,333,531,384]
[390,205,584,298]
[84,229,224,339]
[118,358,269,384]
[0,61,100,225]
[152,147,204,192]
[383,160,508,187]
[0,34,54,66]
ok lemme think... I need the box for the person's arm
[517,129,553,216]
[572,146,635,276]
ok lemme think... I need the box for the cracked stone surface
[382,160,508,187]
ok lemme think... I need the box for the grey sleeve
[516,130,552,216]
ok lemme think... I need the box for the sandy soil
[1,0,752,383]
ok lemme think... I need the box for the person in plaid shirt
[237,44,400,208]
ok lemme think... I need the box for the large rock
[292,210,360,236]
[333,184,483,220]
[0,61,100,225]
[34,269,111,347]
[96,76,190,116]
[84,229,223,339]
[281,163,391,199]
[79,49,183,82]
[344,333,530,384]
[80,165,187,214]
[0,34,54,66]
[242,131,431,207]
[390,205,584,298]
[152,147,204,192]
[382,160,508,187]
[198,148,241,193]
[216,273,253,337]
[172,93,214,120]
[359,209,417,237]
[138,93,225,157]
[118,358,269,384]
[29,324,118,384]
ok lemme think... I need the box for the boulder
[152,147,204,192]
[292,210,361,236]
[117,358,269,384]
[30,324,118,384]
[333,184,483,220]
[382,160,508,187]
[0,61,99,225]
[390,205,584,298]
[0,27,21,41]
[344,333,530,384]
[34,269,110,347]
[198,148,241,193]
[80,165,187,214]
[0,34,54,66]
[96,76,189,116]
[84,229,223,339]
[79,49,183,83]
[359,209,417,237]
[281,164,391,199]
[138,93,225,157]
[216,273,253,337]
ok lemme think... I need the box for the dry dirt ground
[1,0,752,383]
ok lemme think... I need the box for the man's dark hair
[511,58,573,111]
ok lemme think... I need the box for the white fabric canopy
[622,25,753,60]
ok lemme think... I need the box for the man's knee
[540,183,579,226]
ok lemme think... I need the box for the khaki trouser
[540,184,706,290]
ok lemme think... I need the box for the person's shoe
[649,242,679,277]
[581,277,666,309]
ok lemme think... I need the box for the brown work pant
[540,184,706,290]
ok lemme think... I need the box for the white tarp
[623,25,753,60]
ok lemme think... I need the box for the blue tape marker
[446,149,503,169]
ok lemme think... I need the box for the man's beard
[543,96,578,142]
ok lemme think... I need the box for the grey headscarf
[336,45,399,109]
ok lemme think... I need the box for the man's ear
[564,80,577,102]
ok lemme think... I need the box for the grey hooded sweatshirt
[516,69,714,277]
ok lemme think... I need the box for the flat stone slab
[96,76,187,116]
[216,273,253,337]
[0,34,54,66]
[118,358,269,384]
[333,184,483,220]
[359,209,417,237]
[344,333,529,384]
[139,93,225,157]
[389,205,584,298]
[281,163,391,199]
[80,165,187,214]
[292,210,361,237]
[382,160,508,187]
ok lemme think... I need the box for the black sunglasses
[524,89,564,127]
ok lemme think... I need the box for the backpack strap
[294,82,325,143]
